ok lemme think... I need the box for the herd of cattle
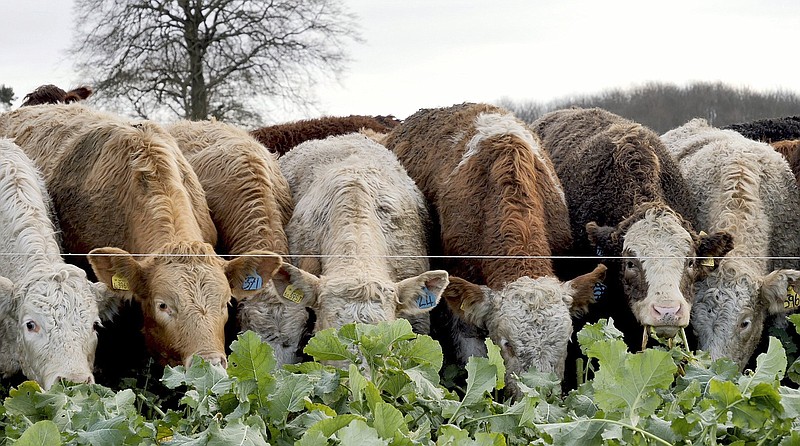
[1,85,800,395]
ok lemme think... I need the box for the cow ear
[0,276,15,319]
[395,270,449,316]
[586,222,618,258]
[226,251,283,299]
[694,230,734,280]
[564,264,607,316]
[88,247,143,300]
[270,262,319,307]
[92,282,123,322]
[442,276,493,329]
[761,269,800,315]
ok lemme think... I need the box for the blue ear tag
[593,282,606,301]
[416,286,437,309]
[242,271,263,291]
[595,246,604,257]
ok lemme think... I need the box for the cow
[0,104,282,371]
[166,119,306,366]
[383,103,607,391]
[770,139,800,184]
[531,107,734,351]
[250,115,401,157]
[0,138,120,389]
[271,133,449,336]
[20,84,93,107]
[723,116,800,143]
[662,118,800,368]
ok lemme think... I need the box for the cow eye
[25,320,39,333]
[626,260,635,269]
[157,302,170,313]
[687,259,695,268]
[500,338,515,357]
[740,319,751,330]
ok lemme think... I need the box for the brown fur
[250,115,401,156]
[21,84,93,106]
[384,103,567,288]
[770,139,800,184]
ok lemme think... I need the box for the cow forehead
[695,263,761,308]
[623,212,693,259]
[147,258,231,305]
[495,275,569,308]
[320,276,395,302]
[20,275,100,323]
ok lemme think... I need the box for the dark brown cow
[531,107,734,349]
[0,104,282,371]
[384,103,605,390]
[770,139,800,184]
[250,115,401,156]
[21,84,93,106]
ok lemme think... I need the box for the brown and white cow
[0,104,282,370]
[663,118,800,368]
[0,138,120,389]
[531,107,733,349]
[383,103,606,389]
[167,119,306,366]
[20,84,93,107]
[273,133,449,334]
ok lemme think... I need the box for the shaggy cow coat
[770,140,800,185]
[0,104,282,372]
[0,138,119,389]
[531,107,734,350]
[20,84,92,107]
[273,133,449,335]
[662,118,800,368]
[723,116,800,143]
[383,103,606,390]
[167,119,306,366]
[250,115,401,156]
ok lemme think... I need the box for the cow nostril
[86,374,95,384]
[654,305,680,317]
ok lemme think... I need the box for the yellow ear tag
[112,273,130,291]
[785,285,800,310]
[283,284,304,303]
[699,231,708,237]
[699,257,715,267]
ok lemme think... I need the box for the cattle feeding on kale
[167,119,307,366]
[662,118,800,369]
[531,107,734,351]
[383,103,606,393]
[0,104,283,374]
[272,133,449,336]
[250,115,401,156]
[0,138,120,389]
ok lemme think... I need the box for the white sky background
[2,0,800,123]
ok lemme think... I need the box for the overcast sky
[2,0,800,123]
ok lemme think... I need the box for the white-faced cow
[383,103,606,391]
[662,118,800,368]
[167,119,306,366]
[0,138,120,389]
[273,133,449,334]
[0,104,282,371]
[531,107,733,350]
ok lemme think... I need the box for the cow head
[88,243,282,368]
[271,262,449,331]
[0,266,120,390]
[587,204,734,338]
[237,286,310,366]
[691,263,800,369]
[442,264,606,394]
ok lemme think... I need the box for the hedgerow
[3,316,800,445]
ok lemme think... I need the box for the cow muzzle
[184,352,228,370]
[44,372,95,390]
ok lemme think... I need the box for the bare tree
[71,0,360,125]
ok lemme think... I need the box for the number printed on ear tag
[593,282,606,301]
[283,284,304,303]
[242,272,263,291]
[700,257,715,267]
[417,286,437,309]
[785,285,800,310]
[112,273,130,291]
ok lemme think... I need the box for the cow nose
[51,373,94,388]
[654,305,680,318]
[186,353,228,369]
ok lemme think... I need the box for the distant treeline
[497,81,800,134]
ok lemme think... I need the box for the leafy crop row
[3,316,800,445]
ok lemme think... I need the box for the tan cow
[383,103,606,390]
[273,133,449,333]
[167,119,307,366]
[0,104,282,369]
